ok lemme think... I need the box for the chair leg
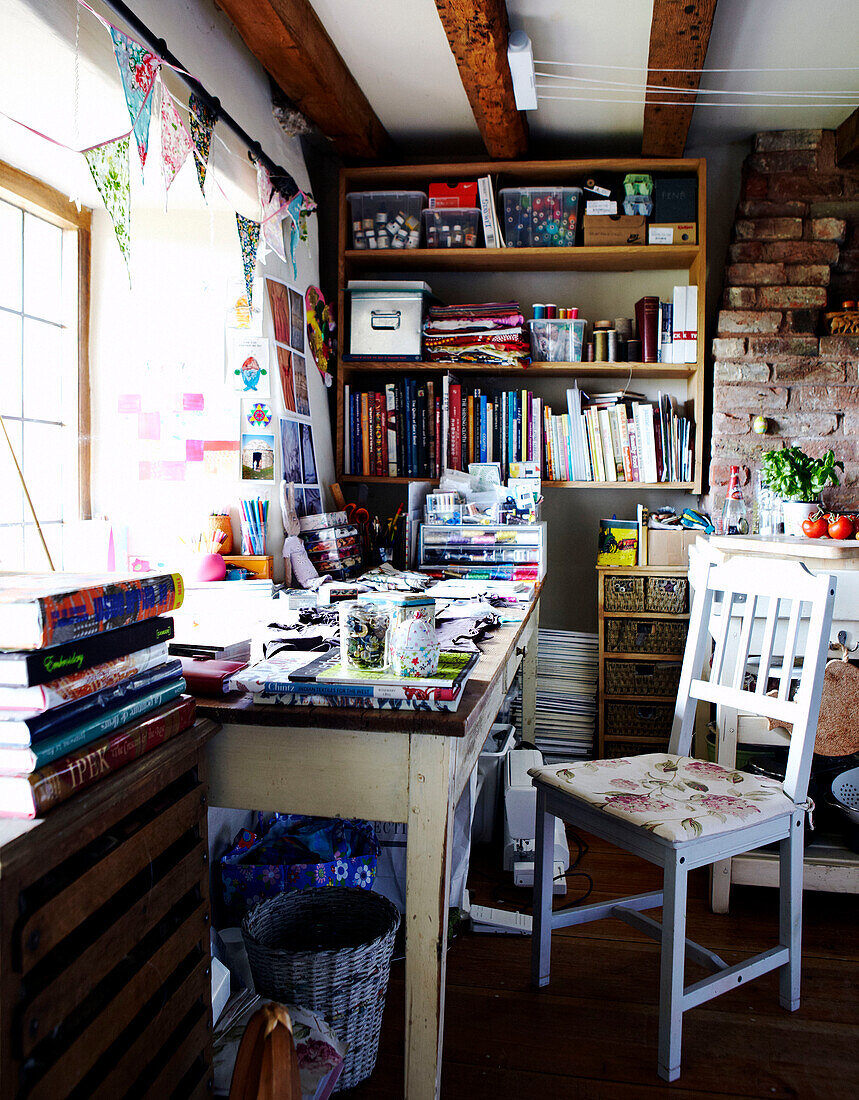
[657,856,688,1082]
[531,788,555,989]
[779,810,804,1011]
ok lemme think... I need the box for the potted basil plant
[760,446,844,536]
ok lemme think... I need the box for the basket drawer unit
[603,738,671,759]
[604,574,645,612]
[644,575,688,613]
[605,701,675,739]
[604,660,682,697]
[604,617,687,655]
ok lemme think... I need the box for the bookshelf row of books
[344,377,694,484]
[0,574,193,818]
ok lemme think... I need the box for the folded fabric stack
[423,301,530,366]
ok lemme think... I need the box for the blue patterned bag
[221,813,379,917]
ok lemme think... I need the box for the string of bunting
[1,0,316,299]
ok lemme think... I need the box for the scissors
[344,503,370,528]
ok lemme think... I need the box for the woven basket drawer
[604,575,645,612]
[644,576,688,613]
[603,739,671,759]
[605,701,675,738]
[604,618,687,654]
[604,660,683,697]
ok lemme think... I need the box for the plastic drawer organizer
[418,523,547,579]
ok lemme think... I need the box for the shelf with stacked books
[336,157,706,495]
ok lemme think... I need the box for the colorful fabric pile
[422,302,530,366]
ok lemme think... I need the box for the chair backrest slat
[755,595,780,695]
[778,598,803,701]
[732,592,758,691]
[710,589,735,684]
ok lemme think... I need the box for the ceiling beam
[836,106,859,168]
[641,0,717,158]
[434,0,528,159]
[215,0,392,159]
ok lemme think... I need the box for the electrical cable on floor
[552,828,594,910]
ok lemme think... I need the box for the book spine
[409,381,420,476]
[479,395,488,462]
[434,396,442,475]
[417,383,428,475]
[532,396,542,473]
[441,374,450,471]
[477,176,497,248]
[351,392,360,474]
[607,407,625,479]
[361,392,370,475]
[385,383,397,477]
[449,384,462,469]
[427,380,436,477]
[23,697,196,817]
[466,395,475,466]
[581,412,594,480]
[653,398,665,482]
[395,380,406,476]
[672,285,686,363]
[617,406,633,482]
[343,384,351,475]
[255,693,459,712]
[375,391,386,476]
[254,679,458,702]
[686,284,698,364]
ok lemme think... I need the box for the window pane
[23,421,66,523]
[24,213,63,322]
[0,417,24,527]
[0,525,25,573]
[0,311,22,417]
[0,201,23,311]
[23,317,64,423]
[24,522,62,572]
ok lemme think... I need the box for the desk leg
[405,734,454,1100]
[521,602,540,748]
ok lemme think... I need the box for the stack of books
[543,384,694,484]
[233,647,479,712]
[0,573,194,818]
[511,629,598,763]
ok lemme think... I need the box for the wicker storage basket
[604,618,687,654]
[604,575,645,612]
[645,576,688,613]
[242,887,400,1090]
[604,660,683,697]
[603,739,671,758]
[606,701,675,738]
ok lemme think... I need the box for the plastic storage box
[422,208,480,248]
[419,523,546,580]
[346,191,427,249]
[528,318,586,362]
[499,186,582,247]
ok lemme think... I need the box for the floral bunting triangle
[285,191,316,278]
[189,92,216,197]
[84,137,131,279]
[236,214,261,309]
[257,160,287,263]
[160,87,193,197]
[109,28,158,172]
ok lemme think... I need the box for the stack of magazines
[0,573,193,818]
[422,302,530,367]
[511,629,597,762]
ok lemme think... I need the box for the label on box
[649,226,674,244]
[585,200,617,215]
[585,183,612,197]
[428,181,478,209]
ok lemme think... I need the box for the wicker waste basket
[242,887,400,1091]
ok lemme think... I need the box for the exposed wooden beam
[434,0,528,159]
[642,0,717,158]
[216,0,392,159]
[836,106,859,168]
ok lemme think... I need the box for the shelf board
[338,474,694,490]
[340,359,697,378]
[344,245,699,273]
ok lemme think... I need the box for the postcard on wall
[241,429,276,482]
[292,352,310,416]
[300,422,317,484]
[242,399,274,431]
[266,278,291,345]
[276,344,297,413]
[226,276,264,335]
[227,332,270,396]
[280,416,303,485]
[288,287,305,353]
[296,486,322,518]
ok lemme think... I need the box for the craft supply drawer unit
[0,720,218,1100]
[597,566,690,758]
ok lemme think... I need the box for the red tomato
[802,514,828,538]
[827,514,854,540]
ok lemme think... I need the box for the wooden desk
[197,591,541,1100]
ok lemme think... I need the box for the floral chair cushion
[529,754,797,845]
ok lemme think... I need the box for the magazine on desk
[290,647,478,690]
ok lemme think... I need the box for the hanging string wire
[535,58,859,72]
[534,72,859,98]
[535,92,858,108]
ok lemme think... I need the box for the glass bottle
[722,466,749,535]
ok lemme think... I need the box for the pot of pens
[181,530,228,581]
[241,497,269,555]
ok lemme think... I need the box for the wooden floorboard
[348,831,859,1098]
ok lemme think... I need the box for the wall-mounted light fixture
[507,31,537,111]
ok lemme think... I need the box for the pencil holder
[207,513,233,554]
[339,601,390,670]
[241,520,266,556]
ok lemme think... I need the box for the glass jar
[339,601,390,670]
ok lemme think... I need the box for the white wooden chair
[530,557,836,1082]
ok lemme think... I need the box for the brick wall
[711,129,859,511]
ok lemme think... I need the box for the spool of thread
[585,341,595,362]
[607,329,618,362]
[569,307,579,319]
[545,303,557,319]
[533,304,546,319]
[615,316,632,339]
[627,337,641,362]
[594,319,612,330]
[594,329,608,361]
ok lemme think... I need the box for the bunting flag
[189,92,216,196]
[84,137,131,278]
[160,87,193,197]
[256,160,287,263]
[285,191,316,278]
[109,28,158,171]
[236,214,261,310]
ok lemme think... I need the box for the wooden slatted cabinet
[0,719,218,1100]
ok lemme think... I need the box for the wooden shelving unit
[337,157,707,495]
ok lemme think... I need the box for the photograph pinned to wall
[266,278,291,345]
[227,332,270,396]
[241,429,275,482]
[300,422,317,484]
[303,486,322,516]
[292,353,310,416]
[276,345,296,413]
[288,287,305,353]
[226,276,263,335]
[280,416,302,485]
[243,399,273,430]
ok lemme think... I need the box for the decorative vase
[782,500,818,537]
[207,513,233,554]
[193,552,227,582]
[389,615,440,678]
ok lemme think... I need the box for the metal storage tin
[347,281,432,359]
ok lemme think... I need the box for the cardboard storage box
[648,222,697,245]
[582,214,646,246]
[645,529,701,566]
